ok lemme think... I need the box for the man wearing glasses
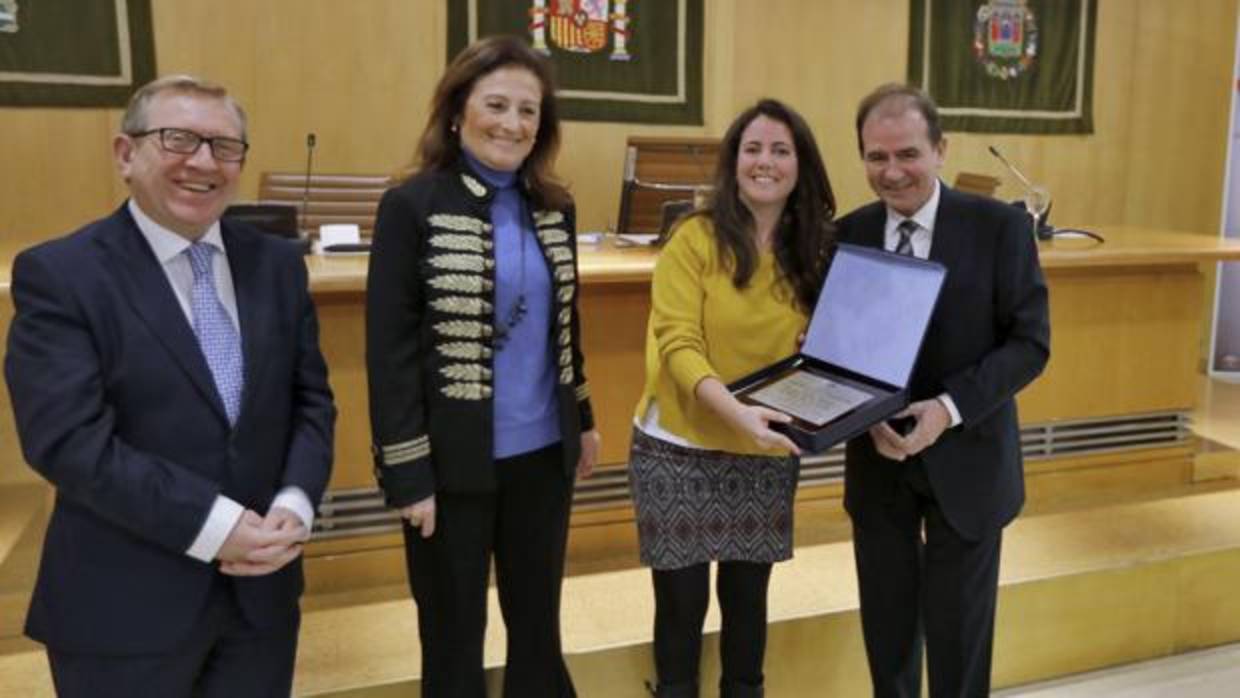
[4,75,335,697]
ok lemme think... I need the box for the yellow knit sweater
[635,215,808,455]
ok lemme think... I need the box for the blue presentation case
[730,243,948,453]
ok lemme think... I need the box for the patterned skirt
[628,427,800,570]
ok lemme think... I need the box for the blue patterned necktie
[186,242,244,424]
[895,219,918,256]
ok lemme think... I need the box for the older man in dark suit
[5,75,335,698]
[835,83,1050,697]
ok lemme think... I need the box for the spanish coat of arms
[0,0,19,33]
[530,0,632,61]
[973,0,1039,80]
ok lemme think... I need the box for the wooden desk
[304,226,1240,473]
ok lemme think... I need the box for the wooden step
[284,488,1240,696]
[6,482,1240,696]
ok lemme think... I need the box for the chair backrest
[953,172,1002,198]
[616,137,719,236]
[259,172,392,237]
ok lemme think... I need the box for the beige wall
[1,0,1236,261]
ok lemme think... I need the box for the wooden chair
[952,171,1002,198]
[258,173,392,237]
[616,136,719,239]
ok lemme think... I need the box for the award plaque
[746,369,873,426]
[730,244,947,453]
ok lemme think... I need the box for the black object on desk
[322,242,372,253]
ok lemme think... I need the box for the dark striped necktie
[894,219,917,256]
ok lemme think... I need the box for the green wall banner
[448,0,703,125]
[908,0,1096,134]
[0,0,156,107]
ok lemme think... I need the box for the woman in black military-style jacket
[364,36,598,698]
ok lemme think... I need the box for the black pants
[651,560,772,689]
[404,443,576,698]
[47,578,299,698]
[852,461,1003,698]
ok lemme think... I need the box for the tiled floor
[996,642,1240,697]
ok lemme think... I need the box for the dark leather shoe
[644,679,700,697]
[719,679,764,698]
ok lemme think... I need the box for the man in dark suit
[836,84,1050,697]
[4,75,335,697]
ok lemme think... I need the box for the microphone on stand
[988,145,1055,241]
[301,132,316,238]
[987,147,1103,243]
[614,145,637,237]
[303,132,370,255]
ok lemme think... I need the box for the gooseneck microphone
[987,146,1103,243]
[989,145,1055,241]
[614,145,637,237]
[301,133,316,236]
[987,145,1037,192]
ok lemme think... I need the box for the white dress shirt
[879,181,963,428]
[128,200,315,563]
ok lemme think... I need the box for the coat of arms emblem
[973,0,1039,80]
[530,0,631,61]
[0,0,19,33]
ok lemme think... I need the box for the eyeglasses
[129,127,249,162]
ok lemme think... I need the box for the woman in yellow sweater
[630,99,836,698]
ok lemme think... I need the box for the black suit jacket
[4,205,336,654]
[837,185,1050,539]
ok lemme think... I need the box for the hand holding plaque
[728,244,947,453]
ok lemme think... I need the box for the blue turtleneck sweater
[464,150,561,459]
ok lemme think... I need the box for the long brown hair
[704,99,836,313]
[399,36,569,210]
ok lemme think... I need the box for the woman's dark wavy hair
[398,35,569,210]
[700,98,836,313]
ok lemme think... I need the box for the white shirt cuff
[271,486,315,540]
[186,495,245,562]
[937,393,963,428]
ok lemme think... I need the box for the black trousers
[404,442,576,698]
[651,560,772,690]
[47,578,299,698]
[851,461,1003,698]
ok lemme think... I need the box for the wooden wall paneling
[1122,0,1234,235]
[728,0,907,215]
[0,110,117,262]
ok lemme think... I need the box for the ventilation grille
[312,411,1190,540]
[1020,411,1190,459]
[315,489,401,539]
